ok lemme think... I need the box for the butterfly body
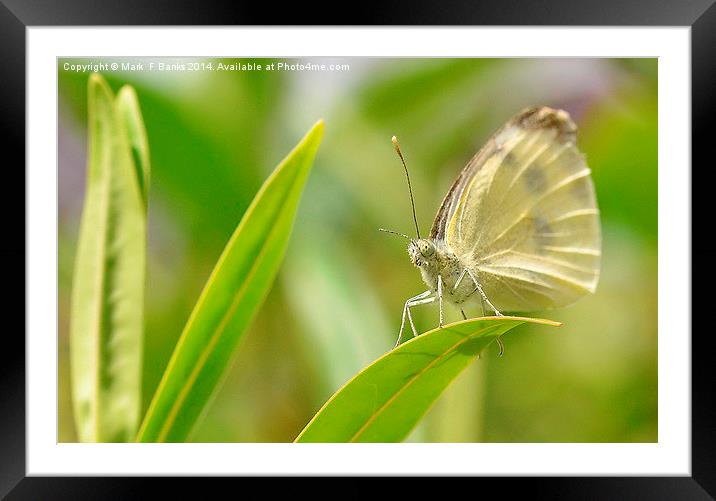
[390,106,601,349]
[408,239,476,305]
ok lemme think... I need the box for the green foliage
[70,75,149,442]
[136,120,324,442]
[295,317,560,443]
[59,58,658,444]
[282,232,392,404]
[581,89,658,241]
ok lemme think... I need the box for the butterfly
[383,106,602,353]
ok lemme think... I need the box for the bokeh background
[58,58,657,442]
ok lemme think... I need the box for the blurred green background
[58,57,657,442]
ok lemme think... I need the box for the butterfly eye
[419,241,435,257]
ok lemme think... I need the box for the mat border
[3,0,711,497]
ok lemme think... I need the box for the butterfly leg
[495,336,505,357]
[457,268,489,318]
[466,269,502,316]
[405,293,436,342]
[458,307,480,359]
[396,290,435,348]
[453,269,468,293]
[437,275,444,328]
[466,270,505,357]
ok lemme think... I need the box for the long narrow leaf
[137,120,324,442]
[295,316,560,443]
[70,75,149,442]
[116,86,150,206]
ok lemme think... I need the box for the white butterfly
[385,106,602,352]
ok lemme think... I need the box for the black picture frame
[3,0,711,497]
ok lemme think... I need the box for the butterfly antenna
[379,228,412,241]
[392,135,421,239]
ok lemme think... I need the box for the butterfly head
[408,238,436,268]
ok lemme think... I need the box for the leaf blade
[295,316,560,443]
[116,85,150,206]
[70,74,148,442]
[136,120,324,442]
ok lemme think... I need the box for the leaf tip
[536,318,563,327]
[88,72,109,91]
[88,72,104,85]
[310,119,325,140]
[116,84,139,104]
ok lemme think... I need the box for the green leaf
[115,85,150,206]
[295,316,560,443]
[136,120,324,442]
[70,74,149,442]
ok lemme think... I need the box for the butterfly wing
[437,107,601,311]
